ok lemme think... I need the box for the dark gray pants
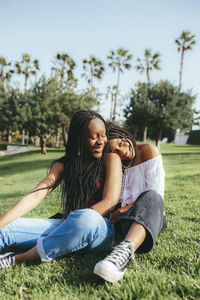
[116,190,167,253]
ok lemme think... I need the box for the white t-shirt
[119,155,165,207]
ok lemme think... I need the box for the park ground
[0,144,199,299]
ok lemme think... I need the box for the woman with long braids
[94,122,167,283]
[0,111,122,270]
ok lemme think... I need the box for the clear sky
[1,0,200,119]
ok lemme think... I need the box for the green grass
[0,145,199,299]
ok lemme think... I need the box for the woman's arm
[91,153,122,216]
[0,162,64,229]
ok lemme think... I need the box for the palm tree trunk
[25,74,28,90]
[112,69,120,121]
[110,93,114,120]
[179,48,184,91]
[146,65,150,83]
[143,126,148,142]
[90,66,93,96]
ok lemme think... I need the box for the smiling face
[109,138,135,161]
[85,117,107,160]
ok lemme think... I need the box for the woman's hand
[111,203,134,226]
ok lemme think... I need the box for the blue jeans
[0,209,114,262]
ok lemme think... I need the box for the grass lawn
[0,145,199,299]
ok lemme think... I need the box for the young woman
[94,123,167,283]
[0,111,122,269]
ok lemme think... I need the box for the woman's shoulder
[50,156,67,177]
[136,144,160,164]
[50,161,65,175]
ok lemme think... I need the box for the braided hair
[107,122,136,168]
[54,110,109,216]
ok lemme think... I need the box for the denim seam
[37,237,51,262]
[1,231,48,236]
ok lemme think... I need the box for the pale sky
[1,0,200,119]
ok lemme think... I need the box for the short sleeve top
[119,154,165,207]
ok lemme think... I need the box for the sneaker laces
[105,241,134,268]
[0,254,15,269]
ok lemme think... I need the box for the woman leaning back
[0,111,122,270]
[94,122,167,283]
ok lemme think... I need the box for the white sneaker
[93,241,134,283]
[0,252,15,270]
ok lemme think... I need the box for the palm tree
[136,49,161,142]
[82,56,104,95]
[15,54,39,90]
[175,31,196,90]
[52,53,77,90]
[52,54,77,147]
[15,54,39,144]
[136,49,161,82]
[106,85,117,120]
[107,48,132,121]
[0,57,14,86]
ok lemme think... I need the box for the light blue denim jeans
[0,209,114,262]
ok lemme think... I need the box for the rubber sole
[93,263,124,283]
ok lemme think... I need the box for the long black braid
[107,122,136,168]
[53,110,109,216]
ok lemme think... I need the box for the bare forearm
[91,199,117,216]
[0,191,46,228]
[0,162,63,229]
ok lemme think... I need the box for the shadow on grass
[0,150,65,177]
[0,149,64,162]
[181,216,199,223]
[0,160,53,177]
[51,253,111,287]
[171,173,200,182]
[162,152,200,157]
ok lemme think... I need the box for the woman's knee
[66,209,106,233]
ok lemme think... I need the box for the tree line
[0,30,198,152]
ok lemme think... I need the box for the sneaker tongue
[124,240,135,252]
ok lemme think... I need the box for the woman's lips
[93,146,104,152]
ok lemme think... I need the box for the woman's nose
[124,141,129,147]
[97,136,104,144]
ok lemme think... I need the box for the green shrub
[0,143,7,150]
[187,130,200,145]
